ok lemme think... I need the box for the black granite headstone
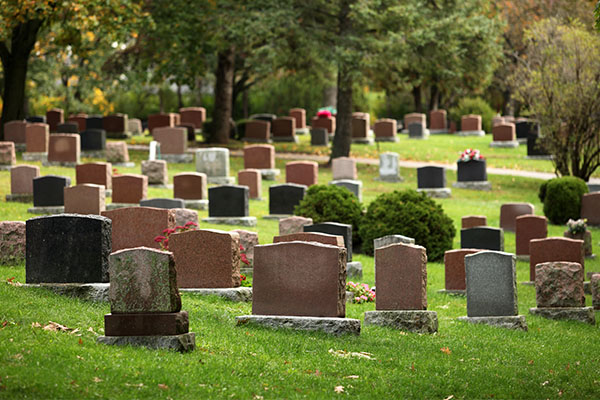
[176,124,196,141]
[33,175,71,207]
[457,159,487,182]
[208,185,249,217]
[80,129,106,151]
[408,122,424,138]
[26,116,46,123]
[527,133,549,156]
[304,222,353,262]
[56,122,79,133]
[269,184,307,215]
[86,116,104,130]
[461,227,504,251]
[26,214,111,283]
[250,113,277,126]
[417,166,446,188]
[515,121,539,140]
[140,198,185,209]
[311,128,329,146]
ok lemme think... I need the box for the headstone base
[42,161,79,167]
[202,216,257,227]
[516,254,530,262]
[490,141,519,148]
[236,315,361,336]
[97,332,195,353]
[24,283,109,302]
[13,143,26,152]
[437,289,466,296]
[295,128,309,135]
[105,131,131,139]
[457,315,528,331]
[22,152,48,162]
[104,312,189,336]
[148,183,173,189]
[81,150,106,158]
[517,138,527,144]
[375,175,404,183]
[417,188,451,198]
[364,310,438,334]
[240,267,253,277]
[27,206,65,215]
[521,281,534,286]
[452,181,492,191]
[111,162,136,168]
[272,136,299,143]
[180,287,252,302]
[263,214,291,220]
[161,153,194,163]
[106,203,139,210]
[259,168,280,181]
[374,136,399,142]
[207,176,235,185]
[0,165,15,171]
[352,137,374,144]
[408,133,430,140]
[430,129,449,134]
[347,261,363,279]
[584,281,591,295]
[5,193,34,203]
[457,130,485,137]
[183,199,208,210]
[525,155,553,160]
[529,307,595,325]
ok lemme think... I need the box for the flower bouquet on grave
[239,244,252,287]
[346,281,376,304]
[457,148,485,162]
[565,218,592,256]
[566,218,587,235]
[154,221,198,251]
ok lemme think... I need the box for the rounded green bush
[294,184,364,245]
[449,97,495,133]
[540,176,588,224]
[358,190,455,261]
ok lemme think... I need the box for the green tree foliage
[538,177,589,224]
[449,97,496,133]
[511,19,600,181]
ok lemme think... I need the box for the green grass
[1,139,600,398]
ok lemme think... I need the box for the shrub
[539,176,588,224]
[449,97,495,133]
[358,190,455,261]
[294,185,364,246]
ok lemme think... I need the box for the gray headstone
[465,251,518,317]
[457,160,487,182]
[330,179,362,200]
[140,198,185,209]
[374,234,416,250]
[379,152,400,180]
[195,148,230,179]
[310,128,329,146]
[408,122,425,138]
[208,185,249,217]
[461,227,504,251]
[587,183,600,193]
[417,166,446,189]
[269,184,307,215]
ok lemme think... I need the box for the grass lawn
[1,138,599,399]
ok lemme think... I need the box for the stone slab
[160,153,194,163]
[97,332,195,353]
[490,141,519,148]
[5,193,34,202]
[202,217,257,227]
[207,176,235,185]
[24,283,109,302]
[263,214,292,220]
[104,311,189,336]
[22,153,47,162]
[347,261,363,279]
[452,181,492,191]
[417,188,452,198]
[258,169,280,180]
[235,315,360,336]
[364,310,438,334]
[183,200,208,210]
[457,130,485,136]
[180,287,252,302]
[457,315,528,331]
[529,307,595,325]
[27,206,65,215]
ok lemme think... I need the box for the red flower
[240,253,250,266]
[175,226,185,231]
[240,274,246,281]
[184,221,198,227]
[154,236,166,243]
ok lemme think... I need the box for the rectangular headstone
[0,142,16,166]
[244,120,270,141]
[515,215,547,256]
[374,119,397,140]
[278,216,313,236]
[140,198,185,209]
[417,166,446,189]
[310,128,329,146]
[196,148,230,179]
[529,237,584,281]
[461,227,504,251]
[86,116,104,130]
[46,108,64,132]
[535,262,584,307]
[64,184,105,214]
[457,159,487,182]
[153,127,187,154]
[443,249,481,291]
[25,123,49,153]
[10,165,40,194]
[173,173,207,200]
[269,184,307,215]
[4,120,27,143]
[76,162,112,190]
[499,203,534,232]
[379,152,400,181]
[243,145,275,169]
[238,169,262,199]
[48,134,80,163]
[286,161,318,187]
[80,129,106,151]
[289,108,306,129]
[179,107,206,129]
[33,175,71,207]
[111,174,147,204]
[208,185,249,217]
[304,222,353,262]
[332,157,357,180]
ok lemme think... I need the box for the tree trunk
[208,47,235,144]
[194,77,203,105]
[158,86,165,113]
[177,84,183,109]
[429,84,439,112]
[242,88,249,119]
[0,19,43,139]
[330,64,353,162]
[412,85,422,113]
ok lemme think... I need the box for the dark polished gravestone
[461,226,504,251]
[515,121,539,140]
[268,183,307,216]
[408,122,429,139]
[33,175,71,207]
[26,214,111,283]
[86,116,104,130]
[304,222,353,262]
[310,128,329,146]
[80,129,106,151]
[457,159,487,182]
[56,122,79,134]
[527,132,550,157]
[208,185,249,217]
[417,166,446,189]
[26,116,46,124]
[140,198,185,209]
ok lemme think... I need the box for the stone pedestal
[236,315,360,336]
[529,307,595,325]
[457,130,485,136]
[183,199,208,210]
[364,310,438,333]
[180,287,252,302]
[27,206,65,215]
[97,333,195,353]
[417,188,451,198]
[490,141,519,148]
[202,216,257,227]
[457,315,528,331]
[452,181,492,191]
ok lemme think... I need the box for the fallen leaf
[440,347,452,355]
[542,381,549,386]
[93,377,103,383]
[31,322,41,328]
[334,385,344,393]
[344,375,359,379]
[87,327,98,335]
[76,355,84,360]
[70,380,78,387]
[528,360,534,365]
[125,383,145,388]
[78,338,83,345]
[328,349,375,360]
[444,396,454,400]
[12,353,23,360]
[6,277,22,287]
[314,370,321,377]
[43,321,71,332]
[158,384,169,390]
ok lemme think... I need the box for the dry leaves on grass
[6,277,22,287]
[158,384,169,390]
[31,321,81,335]
[334,385,344,393]
[440,347,452,355]
[328,349,375,360]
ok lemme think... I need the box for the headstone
[374,235,415,250]
[76,162,112,190]
[101,207,175,252]
[25,123,49,154]
[238,169,262,199]
[456,159,487,182]
[252,241,346,317]
[330,179,362,200]
[4,120,27,144]
[289,108,306,132]
[153,127,187,154]
[26,116,46,124]
[33,175,71,207]
[278,216,313,236]
[516,120,538,140]
[404,113,426,130]
[271,117,297,142]
[68,114,87,132]
[273,232,344,248]
[443,249,481,292]
[332,157,357,180]
[169,229,241,288]
[587,183,600,193]
[46,108,64,132]
[173,173,207,200]
[0,221,26,265]
[141,160,168,185]
[378,152,402,182]
[492,123,516,142]
[408,122,429,139]
[172,208,199,228]
[527,132,549,157]
[26,214,111,283]
[500,203,535,232]
[111,174,148,204]
[581,193,600,226]
[250,113,277,124]
[462,215,487,229]
[64,184,105,215]
[47,134,80,165]
[195,147,233,184]
[0,142,17,169]
[127,118,142,135]
[592,274,600,310]
[179,107,206,129]
[148,113,177,134]
[311,115,336,133]
[86,115,104,130]
[244,120,270,142]
[244,144,275,170]
[515,215,547,257]
[208,185,249,217]
[9,165,40,198]
[57,122,79,133]
[529,237,584,282]
[374,119,397,142]
[140,198,185,209]
[417,166,446,188]
[231,229,259,266]
[304,222,353,262]
[492,116,505,127]
[310,127,329,146]
[429,110,447,133]
[176,123,196,142]
[461,227,504,251]
[351,114,371,143]
[106,142,131,165]
[286,161,318,187]
[79,129,106,151]
[269,184,306,216]
[459,114,484,136]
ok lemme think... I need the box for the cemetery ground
[1,140,600,398]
